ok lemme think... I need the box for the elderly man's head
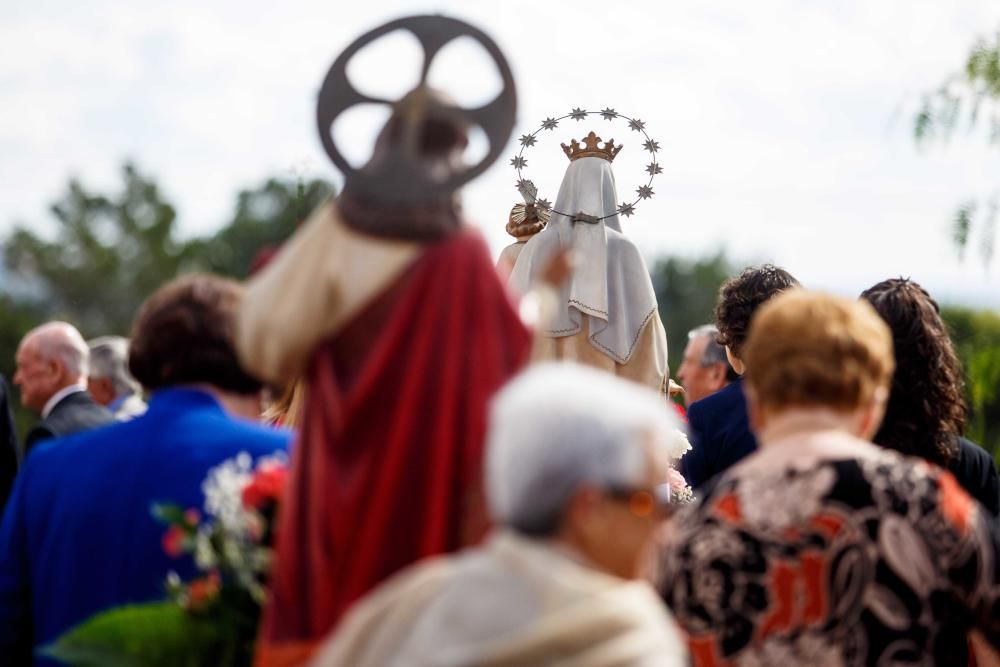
[486,363,686,579]
[14,322,90,413]
[677,325,737,404]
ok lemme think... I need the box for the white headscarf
[509,157,660,364]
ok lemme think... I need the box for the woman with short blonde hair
[742,288,894,416]
[657,290,1000,667]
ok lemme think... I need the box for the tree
[201,177,333,279]
[649,251,736,372]
[0,295,47,436]
[915,28,1000,266]
[4,163,204,336]
[0,163,333,443]
[3,165,335,335]
[942,306,1000,460]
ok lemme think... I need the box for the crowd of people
[0,255,996,666]
[2,14,999,667]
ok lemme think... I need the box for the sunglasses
[605,483,674,518]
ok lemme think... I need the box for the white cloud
[1,0,999,307]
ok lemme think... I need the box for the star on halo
[519,134,537,147]
[541,117,559,130]
[637,185,654,200]
[570,108,587,121]
[618,202,636,217]
[536,198,552,211]
[643,139,660,153]
[645,162,663,176]
[600,107,618,121]
[628,118,646,132]
[516,178,532,191]
[510,156,527,169]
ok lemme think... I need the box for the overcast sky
[2,0,1000,308]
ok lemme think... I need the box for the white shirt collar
[41,384,87,418]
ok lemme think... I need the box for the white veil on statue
[509,157,661,365]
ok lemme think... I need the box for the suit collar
[146,387,227,416]
[41,384,87,418]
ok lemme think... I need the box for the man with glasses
[312,363,690,666]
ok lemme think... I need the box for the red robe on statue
[254,230,532,665]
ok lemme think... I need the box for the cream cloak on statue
[509,157,668,391]
[310,531,688,667]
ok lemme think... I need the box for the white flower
[193,526,217,570]
[667,428,692,461]
[201,452,287,531]
[202,453,254,530]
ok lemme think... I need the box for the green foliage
[649,251,736,373]
[953,202,974,259]
[915,29,1000,266]
[0,296,45,435]
[0,161,333,442]
[4,163,204,336]
[40,602,224,667]
[942,306,1000,460]
[200,177,332,279]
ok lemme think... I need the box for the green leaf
[40,602,223,667]
[150,503,186,526]
[953,202,976,258]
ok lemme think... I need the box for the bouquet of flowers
[667,428,696,505]
[43,453,289,667]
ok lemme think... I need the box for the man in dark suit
[13,321,113,451]
[0,375,18,510]
[681,265,799,490]
[0,275,290,664]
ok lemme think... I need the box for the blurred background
[1,0,999,453]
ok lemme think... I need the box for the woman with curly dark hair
[681,264,799,489]
[861,277,999,515]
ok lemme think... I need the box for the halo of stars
[510,108,662,220]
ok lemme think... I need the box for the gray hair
[486,362,683,536]
[688,324,730,367]
[88,336,141,396]
[29,321,90,379]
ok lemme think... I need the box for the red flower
[162,525,187,557]
[242,462,289,509]
[186,571,221,610]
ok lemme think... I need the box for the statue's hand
[539,246,577,287]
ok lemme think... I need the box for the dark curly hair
[860,278,967,466]
[714,265,799,359]
[129,273,262,395]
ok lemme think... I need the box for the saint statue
[509,131,669,391]
[236,17,531,665]
[496,201,548,275]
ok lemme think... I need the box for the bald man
[14,322,113,451]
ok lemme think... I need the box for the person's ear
[564,487,605,544]
[857,388,888,441]
[725,347,745,375]
[46,357,63,381]
[744,384,766,435]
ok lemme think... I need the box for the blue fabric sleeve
[0,458,34,663]
[682,402,710,490]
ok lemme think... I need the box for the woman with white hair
[87,336,147,420]
[312,362,691,666]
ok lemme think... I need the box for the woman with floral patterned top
[656,290,1000,667]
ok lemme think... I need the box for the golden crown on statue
[560,131,624,162]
